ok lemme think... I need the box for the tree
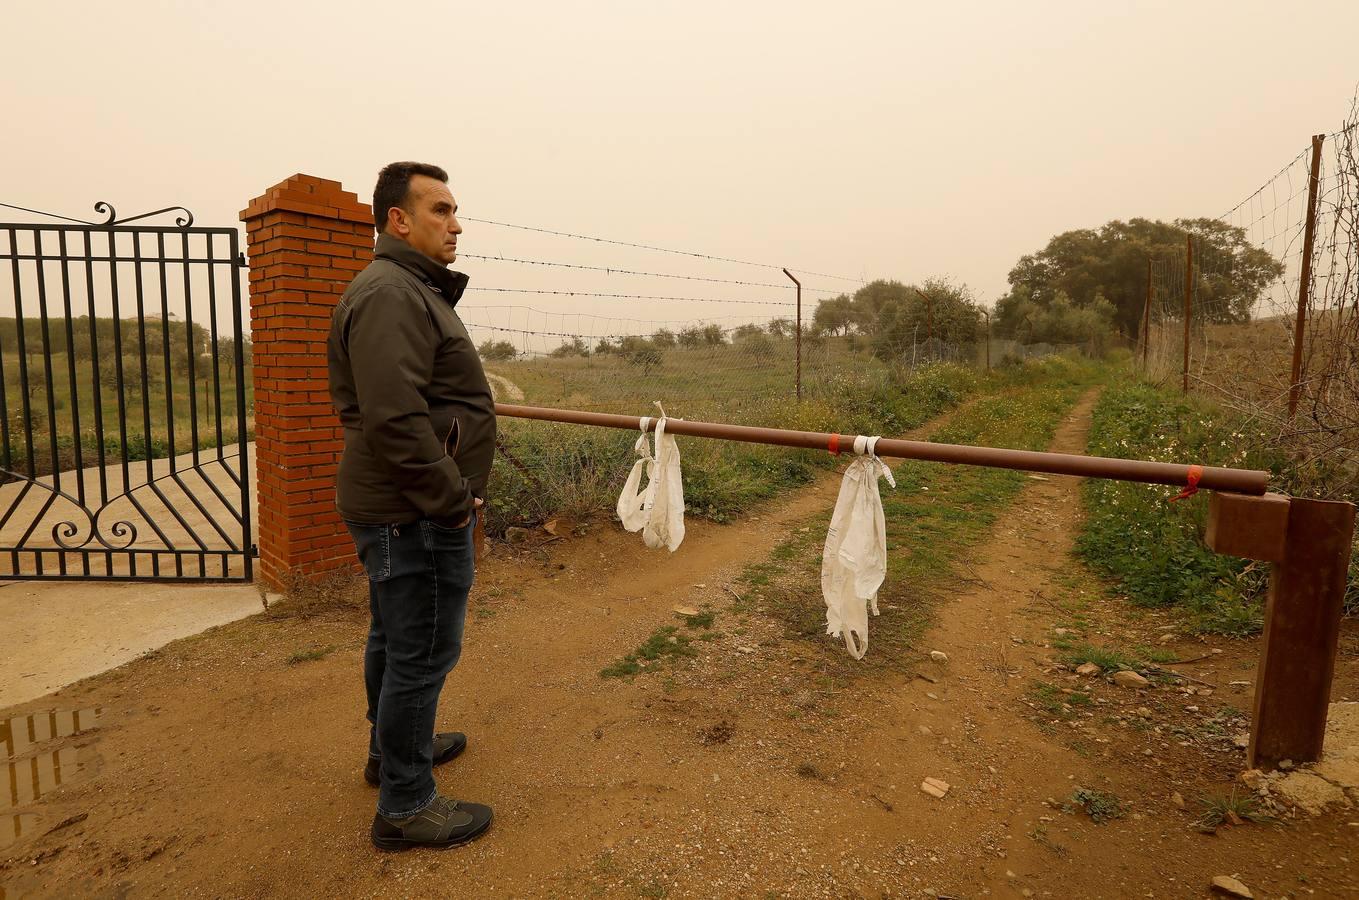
[736,330,774,359]
[478,339,517,361]
[627,347,662,373]
[814,277,984,362]
[549,337,590,358]
[997,218,1282,340]
[651,328,676,349]
[811,294,853,336]
[731,324,763,340]
[766,317,793,338]
[700,324,725,346]
[618,335,652,354]
[676,327,703,349]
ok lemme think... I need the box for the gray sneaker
[371,795,493,851]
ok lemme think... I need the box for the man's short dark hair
[373,162,449,232]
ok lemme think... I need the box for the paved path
[0,579,263,708]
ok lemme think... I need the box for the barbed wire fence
[1143,95,1359,497]
[454,218,1048,531]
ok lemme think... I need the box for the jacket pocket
[444,418,461,457]
[344,522,392,582]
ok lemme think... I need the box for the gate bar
[494,403,1270,495]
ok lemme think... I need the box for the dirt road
[2,393,1356,898]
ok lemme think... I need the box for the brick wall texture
[240,175,374,590]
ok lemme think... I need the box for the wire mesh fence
[1143,97,1359,497]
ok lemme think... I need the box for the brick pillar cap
[240,174,373,226]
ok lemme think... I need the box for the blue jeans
[345,515,475,819]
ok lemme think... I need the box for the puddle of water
[0,812,39,851]
[0,708,103,760]
[2,708,104,815]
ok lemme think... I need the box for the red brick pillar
[240,175,374,590]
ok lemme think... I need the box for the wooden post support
[1251,497,1354,768]
[1208,494,1357,769]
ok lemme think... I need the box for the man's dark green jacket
[327,233,495,527]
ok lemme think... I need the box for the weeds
[676,609,715,629]
[1075,379,1332,631]
[265,568,366,620]
[1059,643,1146,673]
[600,625,697,678]
[1196,790,1275,830]
[286,645,338,665]
[744,361,1095,671]
[1066,788,1128,824]
[488,359,990,536]
[1029,681,1091,719]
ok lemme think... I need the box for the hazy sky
[4,1,1357,338]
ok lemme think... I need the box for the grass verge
[736,356,1098,671]
[1073,378,1347,635]
[488,361,985,535]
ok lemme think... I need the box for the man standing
[328,162,495,850]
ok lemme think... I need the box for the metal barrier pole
[494,403,1270,495]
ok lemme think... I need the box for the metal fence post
[782,268,801,400]
[916,289,934,359]
[1141,257,1152,373]
[982,309,991,370]
[1287,134,1326,421]
[1182,235,1193,393]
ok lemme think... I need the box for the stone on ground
[920,777,950,799]
[1112,670,1150,689]
[1210,875,1253,898]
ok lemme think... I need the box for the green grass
[285,644,337,665]
[488,356,987,535]
[3,347,252,476]
[1195,790,1275,829]
[1059,643,1147,673]
[675,609,714,629]
[600,625,698,679]
[1073,377,1359,633]
[1029,680,1092,719]
[1066,788,1127,824]
[738,356,1099,669]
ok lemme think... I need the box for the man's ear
[387,205,410,236]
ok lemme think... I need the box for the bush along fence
[245,174,1355,772]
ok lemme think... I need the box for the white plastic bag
[616,407,686,552]
[616,420,654,533]
[821,435,895,659]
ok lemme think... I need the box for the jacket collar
[375,233,469,306]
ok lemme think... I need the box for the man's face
[389,175,462,265]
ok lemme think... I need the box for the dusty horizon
[3,1,1357,333]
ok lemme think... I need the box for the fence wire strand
[1144,95,1359,497]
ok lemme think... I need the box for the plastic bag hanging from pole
[616,404,686,552]
[821,435,895,659]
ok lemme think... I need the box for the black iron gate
[0,202,252,581]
